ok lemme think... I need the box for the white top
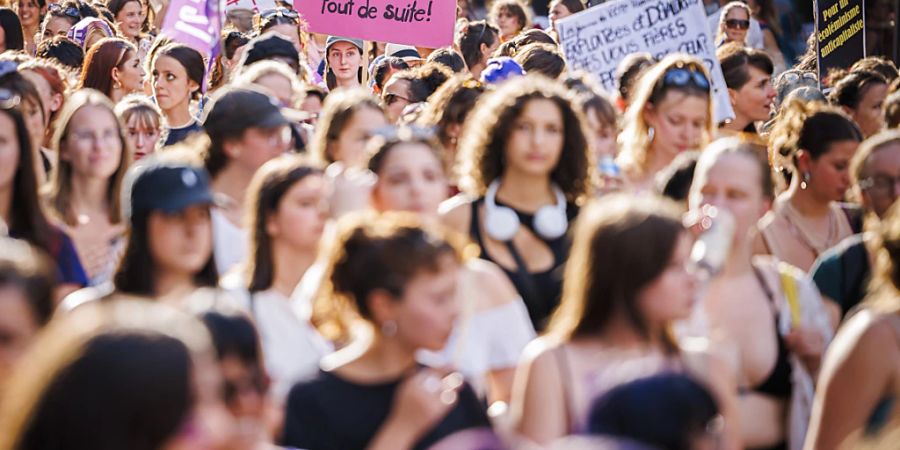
[221,272,332,401]
[419,298,536,396]
[212,208,247,276]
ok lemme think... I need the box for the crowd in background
[0,0,898,449]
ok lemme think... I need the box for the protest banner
[294,0,455,48]
[225,0,277,13]
[815,0,865,82]
[162,0,223,91]
[556,0,734,123]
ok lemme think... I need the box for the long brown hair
[46,89,130,226]
[78,38,136,99]
[310,88,384,164]
[547,194,684,354]
[245,155,322,293]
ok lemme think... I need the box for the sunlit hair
[417,75,487,154]
[768,99,861,174]
[715,1,751,44]
[547,194,683,354]
[115,94,164,136]
[456,75,594,202]
[867,202,900,312]
[310,88,385,164]
[46,89,130,226]
[691,136,775,201]
[489,0,530,37]
[234,60,306,106]
[617,54,714,176]
[850,129,900,202]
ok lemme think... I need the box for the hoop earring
[381,320,398,336]
[647,126,655,142]
[800,171,810,190]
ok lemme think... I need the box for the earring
[800,171,810,190]
[113,80,122,89]
[380,320,398,336]
[647,126,655,142]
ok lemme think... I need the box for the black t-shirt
[163,121,204,147]
[811,233,870,318]
[281,369,491,450]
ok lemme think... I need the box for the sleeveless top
[749,265,794,399]
[468,197,577,331]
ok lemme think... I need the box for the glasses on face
[383,93,412,106]
[662,65,711,92]
[778,71,817,85]
[859,174,900,196]
[49,3,81,19]
[725,19,750,30]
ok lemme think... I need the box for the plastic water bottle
[690,206,736,279]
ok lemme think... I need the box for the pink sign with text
[295,0,455,48]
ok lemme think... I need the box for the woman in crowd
[38,1,78,44]
[510,194,741,447]
[417,76,486,177]
[202,87,294,274]
[282,213,491,450]
[829,70,889,139]
[716,1,752,47]
[235,60,304,110]
[367,128,535,404]
[115,94,163,160]
[257,7,307,55]
[548,0,585,41]
[717,43,776,134]
[107,0,144,50]
[617,54,713,192]
[746,0,786,73]
[381,63,453,124]
[689,138,833,449]
[454,20,500,80]
[311,88,387,167]
[220,156,331,400]
[44,89,129,287]
[19,58,66,152]
[490,0,529,43]
[0,87,87,299]
[78,38,145,103]
[0,238,56,396]
[442,76,592,330]
[209,30,250,91]
[15,0,46,54]
[0,9,24,52]
[805,201,900,449]
[0,64,49,181]
[760,101,863,271]
[0,301,234,450]
[151,43,205,146]
[110,155,219,302]
[324,36,363,91]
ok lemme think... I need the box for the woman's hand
[785,326,825,375]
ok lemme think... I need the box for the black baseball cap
[242,32,300,70]
[122,161,215,219]
[202,86,306,138]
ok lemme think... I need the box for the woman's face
[329,106,387,166]
[0,113,18,191]
[162,350,236,450]
[495,8,521,38]
[801,140,858,203]
[585,107,617,159]
[637,232,696,326]
[230,126,290,172]
[723,8,750,44]
[381,78,412,124]
[147,205,213,279]
[549,1,572,25]
[504,98,564,179]
[689,151,769,247]
[299,95,322,126]
[730,65,775,123]
[61,105,123,181]
[851,82,888,138]
[115,50,146,94]
[22,99,45,152]
[125,114,161,160]
[479,33,500,66]
[269,174,326,252]
[253,73,294,108]
[267,23,302,52]
[327,42,361,83]
[858,143,900,219]
[373,143,448,215]
[20,70,58,128]
[116,0,143,39]
[0,286,41,390]
[16,0,43,28]
[644,92,708,161]
[42,16,73,43]
[381,257,460,351]
[153,55,197,113]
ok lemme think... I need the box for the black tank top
[469,197,577,331]
[749,266,794,400]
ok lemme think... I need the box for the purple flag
[162,0,222,91]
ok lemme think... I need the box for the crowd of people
[0,0,898,449]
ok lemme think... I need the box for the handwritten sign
[557,0,733,123]
[815,0,865,81]
[294,0,455,48]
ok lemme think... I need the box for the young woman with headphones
[441,76,593,331]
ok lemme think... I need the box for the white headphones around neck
[484,179,568,242]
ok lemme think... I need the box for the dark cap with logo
[202,86,305,138]
[122,161,215,219]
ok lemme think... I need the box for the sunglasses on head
[260,7,300,22]
[778,71,817,84]
[49,3,80,19]
[663,65,711,92]
[0,89,20,110]
[725,19,750,30]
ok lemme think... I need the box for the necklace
[781,200,838,257]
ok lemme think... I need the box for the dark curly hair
[388,62,453,103]
[457,76,593,202]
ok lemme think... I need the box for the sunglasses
[663,66,711,92]
[49,3,80,19]
[383,93,412,106]
[259,7,300,23]
[778,71,817,84]
[725,19,750,30]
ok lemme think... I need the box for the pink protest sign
[295,0,455,48]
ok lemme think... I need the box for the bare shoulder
[464,258,519,310]
[439,194,475,234]
[520,335,564,368]
[833,309,900,359]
